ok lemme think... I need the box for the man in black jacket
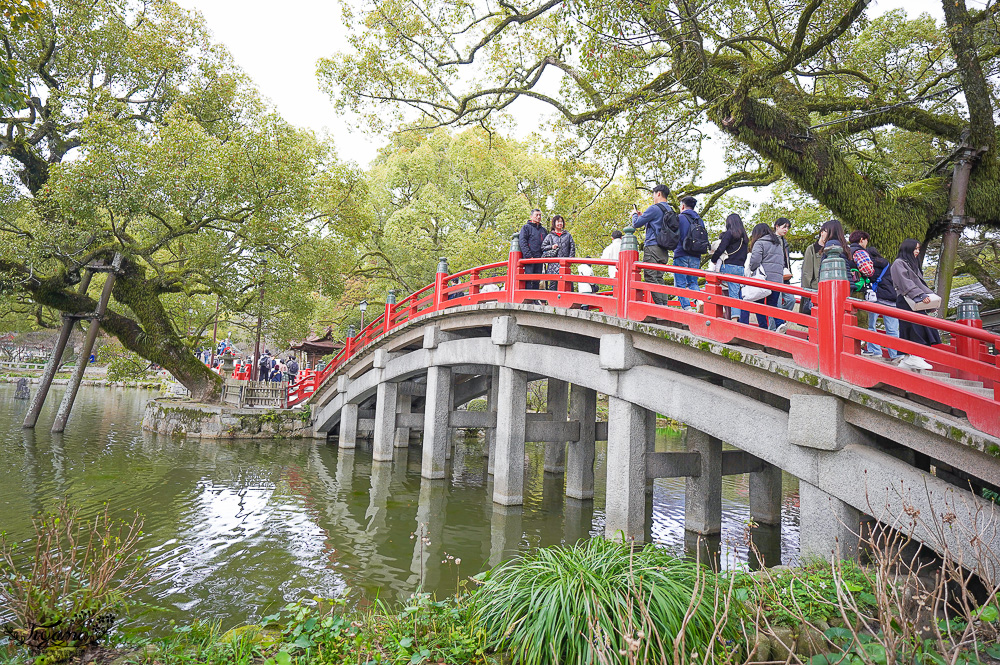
[518,208,546,290]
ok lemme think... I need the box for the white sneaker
[899,355,932,371]
[775,323,788,334]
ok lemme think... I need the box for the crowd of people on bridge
[518,184,945,371]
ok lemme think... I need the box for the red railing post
[817,245,850,378]
[433,257,449,311]
[384,290,396,335]
[954,294,983,380]
[617,227,639,319]
[559,260,572,293]
[505,233,522,303]
[704,272,723,319]
[344,324,356,361]
[470,270,480,297]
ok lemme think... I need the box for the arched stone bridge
[301,235,1000,582]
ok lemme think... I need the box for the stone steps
[917,370,993,398]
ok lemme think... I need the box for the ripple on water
[0,384,798,630]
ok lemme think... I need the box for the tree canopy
[0,0,326,400]
[319,0,1000,256]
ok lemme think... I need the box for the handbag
[742,265,772,302]
[904,292,942,312]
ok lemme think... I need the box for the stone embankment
[1,375,162,389]
[142,397,311,439]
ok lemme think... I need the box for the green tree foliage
[0,0,43,111]
[0,0,326,400]
[319,0,1000,255]
[306,126,636,328]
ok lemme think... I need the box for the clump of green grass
[471,538,733,665]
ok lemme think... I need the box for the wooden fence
[222,380,287,409]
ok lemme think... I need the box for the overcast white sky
[174,0,946,169]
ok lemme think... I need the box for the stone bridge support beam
[493,366,528,506]
[422,366,453,479]
[566,384,596,499]
[544,378,569,473]
[685,428,722,536]
[340,403,359,449]
[373,380,398,462]
[605,397,648,541]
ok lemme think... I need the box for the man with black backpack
[631,184,679,306]
[675,196,709,310]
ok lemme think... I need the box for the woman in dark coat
[890,238,941,371]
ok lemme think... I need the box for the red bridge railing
[290,231,1000,438]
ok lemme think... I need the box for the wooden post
[23,270,96,429]
[52,253,122,433]
[936,146,979,318]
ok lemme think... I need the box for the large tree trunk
[20,260,224,403]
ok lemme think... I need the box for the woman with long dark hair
[890,238,941,370]
[744,222,787,331]
[710,213,749,321]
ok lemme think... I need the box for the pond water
[0,384,800,629]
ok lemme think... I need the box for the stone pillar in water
[543,378,568,473]
[421,366,453,480]
[372,380,398,462]
[486,367,499,474]
[749,460,784,568]
[604,397,647,541]
[394,393,412,448]
[339,403,359,449]
[799,480,861,562]
[750,462,783,525]
[492,366,527,505]
[565,384,596,500]
[684,427,722,535]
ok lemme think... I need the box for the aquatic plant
[472,537,732,664]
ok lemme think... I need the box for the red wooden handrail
[299,241,1000,437]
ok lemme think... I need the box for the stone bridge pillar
[339,403,359,449]
[544,378,568,473]
[685,427,722,536]
[422,366,453,479]
[605,397,648,541]
[373,380,398,462]
[799,481,861,561]
[493,366,528,505]
[566,384,596,500]
[486,367,499,474]
[395,393,412,448]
